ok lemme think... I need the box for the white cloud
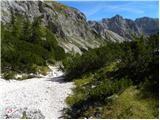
[84,3,106,17]
[104,3,144,14]
[85,2,145,18]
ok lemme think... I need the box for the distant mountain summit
[88,15,159,39]
[135,17,159,35]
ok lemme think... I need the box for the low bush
[63,42,122,80]
[89,77,132,102]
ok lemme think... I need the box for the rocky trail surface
[0,66,74,119]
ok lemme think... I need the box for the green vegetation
[1,15,66,79]
[63,34,159,119]
[3,71,16,80]
[21,111,27,119]
[52,2,69,12]
[63,42,121,80]
[101,86,158,119]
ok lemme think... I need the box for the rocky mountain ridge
[88,15,159,39]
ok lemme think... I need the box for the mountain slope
[88,20,127,42]
[2,1,121,54]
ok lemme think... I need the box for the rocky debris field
[0,66,74,119]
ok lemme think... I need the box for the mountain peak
[112,15,123,20]
[135,17,158,22]
[94,15,159,39]
[101,15,123,23]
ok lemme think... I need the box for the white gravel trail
[0,66,74,119]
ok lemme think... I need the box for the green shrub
[3,71,16,80]
[63,42,122,80]
[89,77,132,102]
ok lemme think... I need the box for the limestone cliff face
[88,21,126,42]
[1,1,127,53]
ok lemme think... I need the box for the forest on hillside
[62,34,159,118]
[1,16,66,79]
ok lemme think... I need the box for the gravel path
[0,66,74,119]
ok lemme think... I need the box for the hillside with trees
[1,15,66,79]
[62,34,159,118]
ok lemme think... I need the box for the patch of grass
[53,2,69,12]
[101,86,158,119]
[81,86,158,119]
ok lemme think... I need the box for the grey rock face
[135,17,159,35]
[88,20,126,42]
[91,15,159,39]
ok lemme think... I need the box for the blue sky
[58,1,159,21]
